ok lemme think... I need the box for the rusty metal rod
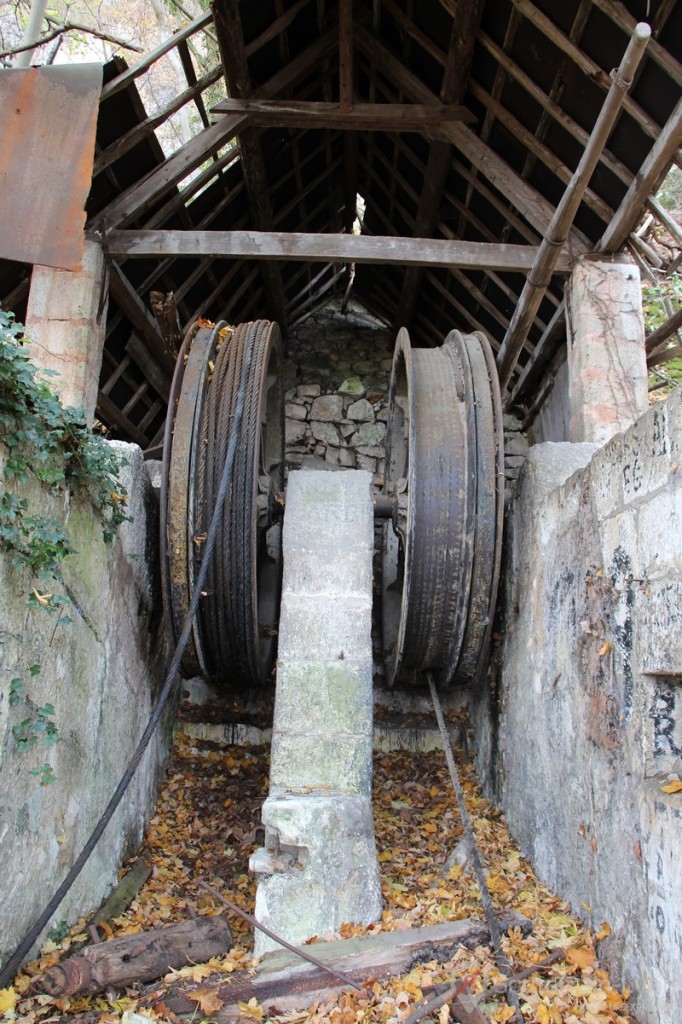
[195,880,364,991]
[496,22,651,393]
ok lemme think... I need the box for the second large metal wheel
[381,328,503,688]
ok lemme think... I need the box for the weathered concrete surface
[567,257,647,446]
[252,470,381,954]
[477,390,682,1024]
[0,442,169,966]
[25,239,107,424]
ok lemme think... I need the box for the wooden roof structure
[2,0,681,450]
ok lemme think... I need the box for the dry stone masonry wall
[284,305,393,486]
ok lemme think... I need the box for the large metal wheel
[161,319,284,687]
[381,328,503,687]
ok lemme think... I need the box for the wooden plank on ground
[157,912,531,1018]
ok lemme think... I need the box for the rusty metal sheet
[0,64,102,271]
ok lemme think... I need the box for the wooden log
[37,916,232,997]
[160,912,531,1017]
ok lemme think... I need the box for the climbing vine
[0,307,130,781]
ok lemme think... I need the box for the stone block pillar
[25,239,107,424]
[567,255,647,446]
[251,470,382,954]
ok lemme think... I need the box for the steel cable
[427,674,524,1021]
[0,331,256,990]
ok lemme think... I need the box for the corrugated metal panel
[0,64,102,271]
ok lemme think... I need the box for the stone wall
[0,443,170,965]
[284,304,393,486]
[472,389,682,1024]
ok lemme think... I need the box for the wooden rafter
[90,27,337,230]
[211,0,287,330]
[395,0,483,332]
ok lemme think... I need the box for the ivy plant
[0,307,130,781]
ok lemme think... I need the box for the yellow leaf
[238,996,264,1021]
[536,1005,550,1024]
[595,920,611,941]
[0,987,18,1014]
[189,963,215,983]
[597,641,611,657]
[192,987,224,1016]
[566,946,597,969]
[660,779,682,794]
[492,1005,516,1022]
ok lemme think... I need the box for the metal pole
[496,21,651,393]
[14,0,50,68]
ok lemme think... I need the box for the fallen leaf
[566,946,597,969]
[0,987,18,1014]
[238,996,264,1020]
[192,987,225,1015]
[660,779,682,794]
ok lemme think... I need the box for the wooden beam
[468,80,614,225]
[339,0,353,113]
[510,0,661,141]
[107,229,573,272]
[243,0,312,58]
[395,0,483,331]
[100,11,213,101]
[212,98,475,130]
[354,21,588,255]
[478,30,633,187]
[589,0,682,87]
[496,23,651,392]
[159,914,531,1019]
[212,0,294,328]
[598,94,682,253]
[108,263,176,376]
[90,28,337,230]
[94,65,223,176]
[96,391,149,447]
[441,123,590,254]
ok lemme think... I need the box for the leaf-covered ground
[6,734,636,1024]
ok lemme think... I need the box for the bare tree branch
[0,20,144,59]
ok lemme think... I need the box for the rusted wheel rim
[381,328,503,688]
[162,319,283,687]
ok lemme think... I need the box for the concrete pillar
[567,255,647,446]
[25,239,107,424]
[251,470,382,954]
